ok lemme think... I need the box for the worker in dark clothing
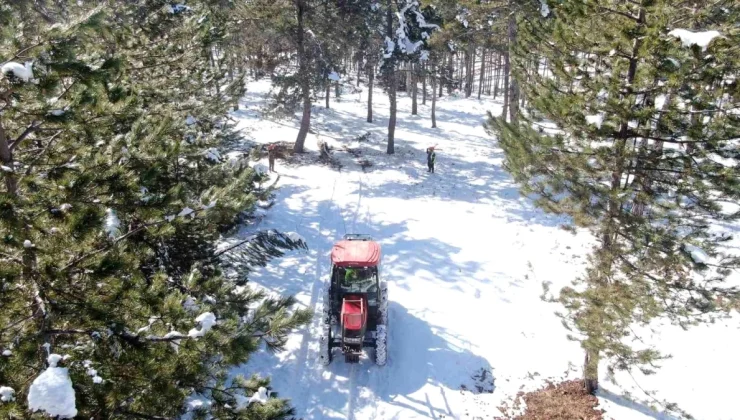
[267,144,276,173]
[426,147,436,173]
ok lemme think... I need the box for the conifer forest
[0,1,737,419]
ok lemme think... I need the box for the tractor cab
[320,234,388,365]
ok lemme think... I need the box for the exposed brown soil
[496,380,605,420]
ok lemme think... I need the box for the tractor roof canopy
[331,240,380,268]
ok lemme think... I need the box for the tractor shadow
[342,301,495,419]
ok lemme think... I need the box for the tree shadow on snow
[597,389,682,420]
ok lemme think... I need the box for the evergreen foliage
[0,1,310,418]
[488,0,740,399]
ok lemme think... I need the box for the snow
[684,244,709,264]
[167,4,191,14]
[185,115,197,125]
[225,79,740,420]
[328,71,341,81]
[383,37,395,59]
[235,387,270,410]
[59,203,72,212]
[586,113,604,128]
[28,366,77,418]
[188,312,217,338]
[104,208,120,238]
[183,392,212,418]
[161,331,183,352]
[0,386,14,402]
[285,231,305,244]
[1,61,33,82]
[540,0,550,17]
[0,165,12,172]
[47,354,63,367]
[183,296,199,312]
[48,109,65,116]
[655,94,667,110]
[668,29,721,51]
[2,350,11,356]
[204,148,221,162]
[178,207,195,218]
[23,240,33,248]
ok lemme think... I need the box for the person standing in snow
[426,147,436,173]
[267,144,277,173]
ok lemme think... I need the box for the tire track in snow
[291,175,340,415]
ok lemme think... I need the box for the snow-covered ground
[227,79,739,420]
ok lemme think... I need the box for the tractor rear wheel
[319,286,333,366]
[375,281,388,366]
[319,322,332,366]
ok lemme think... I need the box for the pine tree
[489,0,740,401]
[0,2,311,418]
[378,0,440,154]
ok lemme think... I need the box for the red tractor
[320,234,388,365]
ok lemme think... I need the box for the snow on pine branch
[668,29,721,51]
[1,61,34,82]
[0,386,15,402]
[188,312,217,338]
[27,354,77,418]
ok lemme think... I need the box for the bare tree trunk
[325,83,330,109]
[447,53,453,94]
[502,49,510,121]
[293,0,311,153]
[494,53,502,98]
[478,49,486,100]
[584,349,599,394]
[386,0,396,154]
[422,62,427,105]
[335,81,340,99]
[411,62,418,115]
[467,45,475,97]
[431,63,437,129]
[508,8,519,124]
[439,55,444,97]
[367,62,374,123]
[357,55,362,86]
[0,119,18,195]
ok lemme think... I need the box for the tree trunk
[494,53,501,98]
[325,83,330,108]
[502,49,510,121]
[584,349,599,394]
[422,62,427,105]
[293,0,311,153]
[0,119,18,195]
[431,63,437,129]
[388,71,397,154]
[335,81,340,98]
[446,53,453,94]
[478,49,486,99]
[386,0,396,154]
[439,56,444,97]
[508,8,519,124]
[411,62,418,115]
[357,57,362,86]
[367,62,374,123]
[467,46,475,97]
